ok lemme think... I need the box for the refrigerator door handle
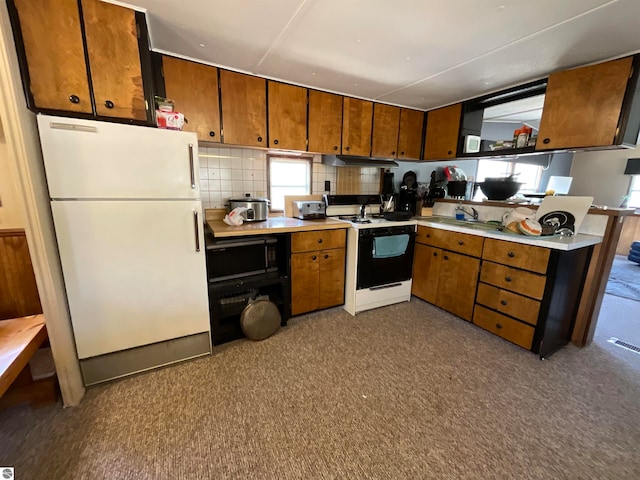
[188,143,196,189]
[193,210,201,252]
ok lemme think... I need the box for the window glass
[268,156,311,211]
[628,176,640,208]
[473,159,542,200]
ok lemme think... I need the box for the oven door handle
[359,232,416,239]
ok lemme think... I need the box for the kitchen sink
[418,216,504,231]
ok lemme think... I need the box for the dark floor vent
[608,337,640,354]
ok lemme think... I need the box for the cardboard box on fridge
[156,110,184,130]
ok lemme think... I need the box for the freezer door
[37,115,200,199]
[52,200,210,359]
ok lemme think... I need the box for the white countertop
[416,217,602,251]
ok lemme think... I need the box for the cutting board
[535,196,593,233]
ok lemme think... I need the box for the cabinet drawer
[416,226,483,257]
[482,238,550,274]
[476,283,540,326]
[473,305,534,350]
[480,261,546,300]
[291,229,346,253]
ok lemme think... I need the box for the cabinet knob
[543,138,551,144]
[426,234,431,238]
[505,276,512,282]
[433,252,437,257]
[443,255,449,260]
[324,254,329,259]
[209,131,216,137]
[333,146,338,151]
[500,300,508,306]
[508,251,515,258]
[257,136,263,142]
[274,139,279,145]
[496,323,503,329]
[318,238,323,244]
[69,94,80,104]
[458,240,464,245]
[448,150,453,155]
[400,151,405,155]
[391,151,396,156]
[105,100,114,109]
[345,146,350,151]
[312,255,317,261]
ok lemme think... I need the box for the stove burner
[338,216,371,224]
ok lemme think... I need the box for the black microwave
[206,236,279,282]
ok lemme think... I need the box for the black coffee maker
[398,171,418,214]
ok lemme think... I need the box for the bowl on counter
[477,180,524,200]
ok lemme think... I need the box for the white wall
[0,116,25,228]
[570,146,637,207]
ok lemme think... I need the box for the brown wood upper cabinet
[162,57,220,142]
[371,104,400,158]
[423,103,462,160]
[536,56,634,150]
[268,82,307,151]
[308,90,343,154]
[342,98,373,156]
[220,70,267,147]
[12,0,148,120]
[398,108,425,160]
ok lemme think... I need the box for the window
[628,176,640,208]
[474,159,543,199]
[267,155,312,211]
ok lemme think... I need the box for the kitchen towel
[373,234,410,259]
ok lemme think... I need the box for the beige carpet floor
[1,298,640,480]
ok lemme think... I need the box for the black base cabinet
[473,238,593,359]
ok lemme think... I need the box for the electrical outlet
[324,180,330,191]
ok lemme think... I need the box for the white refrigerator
[37,115,211,384]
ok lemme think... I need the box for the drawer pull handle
[324,254,329,259]
[318,238,323,244]
[433,252,438,257]
[496,323,503,329]
[443,255,449,260]
[508,251,515,258]
[312,255,317,261]
[505,276,512,282]
[426,234,431,238]
[500,300,507,306]
[458,240,464,245]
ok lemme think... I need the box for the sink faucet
[456,205,479,220]
[359,204,367,218]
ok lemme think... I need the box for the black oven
[357,225,416,289]
[206,236,279,282]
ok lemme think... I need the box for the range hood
[322,154,399,168]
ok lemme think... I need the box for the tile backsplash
[198,145,381,209]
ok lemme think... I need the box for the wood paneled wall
[0,229,42,320]
[616,214,640,255]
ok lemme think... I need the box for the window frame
[627,175,640,208]
[266,154,314,212]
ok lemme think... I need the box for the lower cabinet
[412,226,482,321]
[473,238,592,358]
[290,229,346,316]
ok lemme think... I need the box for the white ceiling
[113,0,640,110]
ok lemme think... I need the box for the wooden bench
[0,314,58,408]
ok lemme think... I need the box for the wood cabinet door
[398,108,424,160]
[411,244,441,305]
[0,231,42,320]
[220,70,267,147]
[436,251,480,321]
[342,98,373,156]
[268,82,307,151]
[163,57,220,142]
[318,248,345,309]
[291,252,320,315]
[82,0,146,120]
[308,90,343,154]
[371,103,400,158]
[14,0,92,113]
[536,57,633,149]
[423,103,462,160]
